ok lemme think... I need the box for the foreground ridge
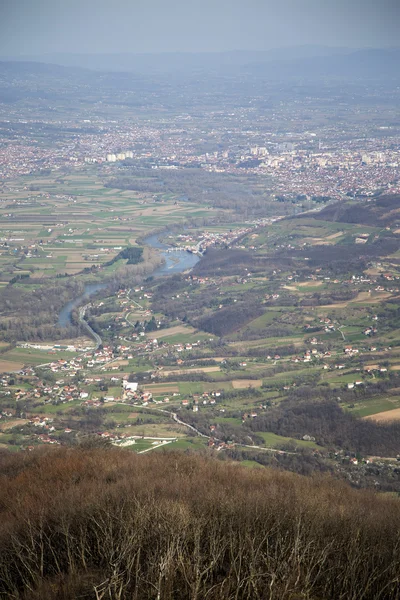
[0,448,399,600]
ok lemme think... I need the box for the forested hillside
[0,448,399,600]
[312,194,400,228]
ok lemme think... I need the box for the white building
[123,381,138,392]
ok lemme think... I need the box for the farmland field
[0,171,223,284]
[2,155,400,486]
[364,407,400,422]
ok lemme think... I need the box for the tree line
[248,398,400,456]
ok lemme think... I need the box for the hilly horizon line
[1,46,400,79]
[3,44,400,58]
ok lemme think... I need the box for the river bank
[58,283,107,327]
[142,232,200,278]
[58,231,201,326]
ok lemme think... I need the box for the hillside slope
[313,194,400,228]
[0,448,399,599]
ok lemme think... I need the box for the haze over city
[1,0,400,56]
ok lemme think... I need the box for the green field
[256,431,319,449]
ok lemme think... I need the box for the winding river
[143,232,200,277]
[58,283,107,327]
[58,232,200,326]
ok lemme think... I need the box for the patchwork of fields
[2,180,400,487]
[0,171,220,281]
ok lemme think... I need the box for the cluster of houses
[317,317,337,333]
[188,275,218,286]
[207,439,235,451]
[172,226,257,253]
[365,366,388,375]
[120,380,152,405]
[363,326,378,336]
[344,346,359,357]
[282,272,400,294]
[382,273,400,281]
[266,348,332,364]
[182,391,222,411]
[4,379,85,404]
[172,341,201,353]
[46,346,115,375]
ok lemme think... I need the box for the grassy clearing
[2,348,78,367]
[155,437,207,451]
[119,423,185,438]
[161,333,215,344]
[349,397,400,418]
[256,431,319,449]
[240,460,265,469]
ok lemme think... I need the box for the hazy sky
[1,0,399,55]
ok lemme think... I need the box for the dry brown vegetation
[0,360,23,372]
[147,325,195,339]
[0,448,400,600]
[365,407,400,422]
[231,379,263,389]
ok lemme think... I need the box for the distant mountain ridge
[1,47,399,79]
[0,46,355,72]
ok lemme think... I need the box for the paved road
[78,305,102,350]
[151,407,296,453]
[153,407,210,438]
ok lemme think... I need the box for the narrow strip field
[0,360,23,372]
[142,384,180,394]
[231,379,263,389]
[365,408,400,422]
[147,325,196,339]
